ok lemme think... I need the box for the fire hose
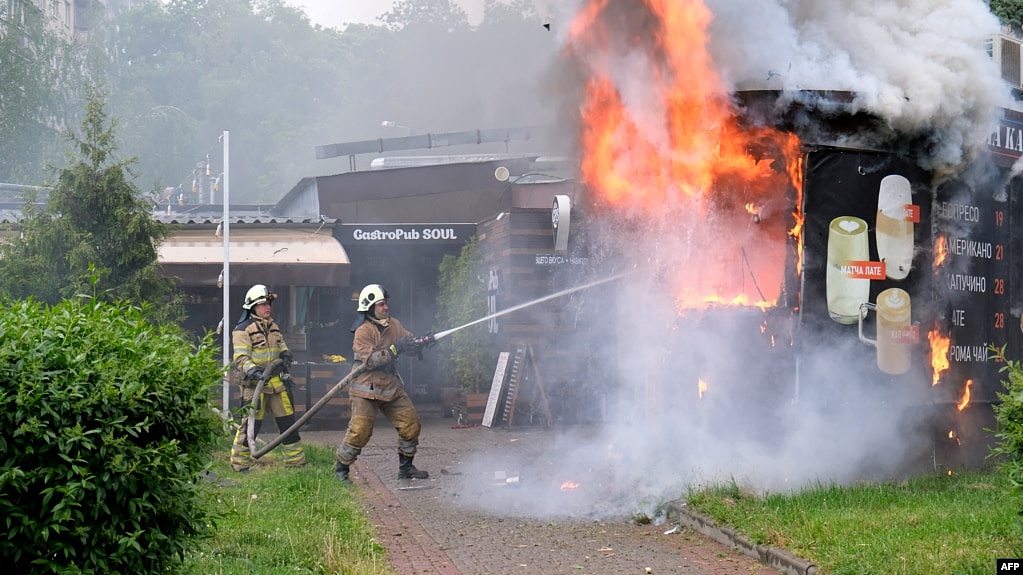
[252,362,368,459]
[251,272,627,459]
[244,359,285,454]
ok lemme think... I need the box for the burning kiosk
[550,0,1016,480]
[550,87,1012,477]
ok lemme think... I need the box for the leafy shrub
[435,237,496,393]
[991,345,1023,520]
[0,297,223,574]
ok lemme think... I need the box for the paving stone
[303,416,782,575]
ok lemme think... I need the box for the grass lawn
[180,441,1020,575]
[686,470,1022,575]
[183,443,396,575]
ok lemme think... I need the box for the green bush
[0,297,223,574]
[435,237,496,393]
[992,345,1023,520]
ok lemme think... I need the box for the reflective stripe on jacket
[233,315,289,392]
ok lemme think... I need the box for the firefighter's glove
[388,336,417,358]
[245,366,265,382]
[279,350,294,370]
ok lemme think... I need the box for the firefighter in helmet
[335,283,434,483]
[230,284,306,472]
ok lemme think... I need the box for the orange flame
[934,235,948,270]
[928,324,950,386]
[560,481,580,490]
[573,0,802,310]
[782,138,805,277]
[956,379,973,411]
[698,378,708,398]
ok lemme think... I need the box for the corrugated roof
[152,214,335,226]
[0,209,334,227]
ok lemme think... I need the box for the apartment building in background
[0,0,107,42]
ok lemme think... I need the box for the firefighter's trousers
[335,389,421,465]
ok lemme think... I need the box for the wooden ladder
[500,346,527,426]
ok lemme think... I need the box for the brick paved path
[305,417,780,575]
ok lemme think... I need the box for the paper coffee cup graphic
[827,216,871,324]
[875,175,915,280]
[858,288,914,375]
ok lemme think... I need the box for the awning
[158,226,350,287]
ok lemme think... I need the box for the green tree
[991,0,1023,26]
[0,3,89,184]
[68,0,555,203]
[0,93,177,319]
[380,0,469,29]
[92,0,355,203]
[435,237,496,393]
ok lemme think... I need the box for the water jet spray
[253,272,627,458]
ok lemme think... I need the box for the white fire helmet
[357,284,389,312]
[242,284,276,310]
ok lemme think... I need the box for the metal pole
[221,131,231,416]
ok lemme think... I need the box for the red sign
[842,261,886,280]
[903,204,920,223]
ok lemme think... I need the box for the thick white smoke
[708,0,1010,171]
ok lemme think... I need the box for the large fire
[572,0,802,311]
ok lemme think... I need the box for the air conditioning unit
[992,29,1023,91]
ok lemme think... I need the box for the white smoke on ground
[447,0,1007,520]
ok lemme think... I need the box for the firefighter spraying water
[252,272,627,459]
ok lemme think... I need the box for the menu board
[934,176,1013,403]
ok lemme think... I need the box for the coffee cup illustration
[875,175,914,280]
[827,216,871,324]
[858,288,914,375]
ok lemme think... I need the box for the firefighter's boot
[335,462,351,484]
[398,454,429,479]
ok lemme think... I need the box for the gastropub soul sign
[339,224,477,244]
